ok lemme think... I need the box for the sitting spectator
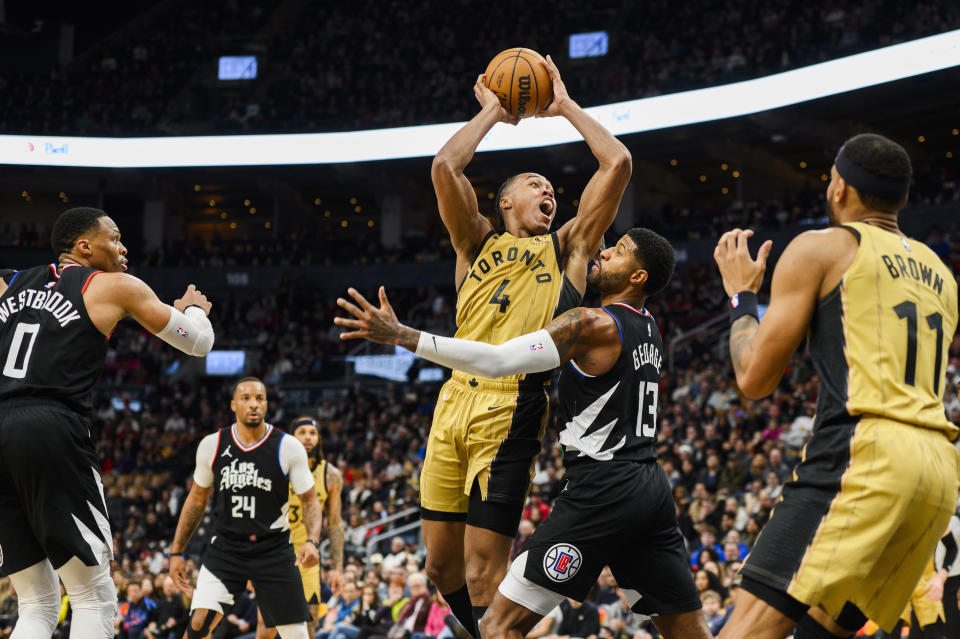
[420,591,452,639]
[320,581,363,639]
[550,598,600,639]
[700,590,726,636]
[690,525,726,567]
[511,519,535,559]
[388,573,432,639]
[333,584,389,639]
[148,576,188,639]
[381,537,411,574]
[118,581,158,639]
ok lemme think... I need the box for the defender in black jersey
[0,207,214,639]
[336,228,711,639]
[168,378,321,639]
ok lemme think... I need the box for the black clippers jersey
[557,303,663,467]
[211,424,291,540]
[0,264,107,412]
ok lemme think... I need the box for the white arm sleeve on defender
[280,436,315,495]
[155,306,215,356]
[193,433,218,487]
[415,328,561,378]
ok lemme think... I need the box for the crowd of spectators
[1,0,958,136]
[0,215,958,636]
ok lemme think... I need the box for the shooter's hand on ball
[535,55,571,118]
[474,73,519,126]
[336,286,416,346]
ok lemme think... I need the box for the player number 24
[231,495,256,519]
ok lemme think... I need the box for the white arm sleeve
[280,436,315,495]
[156,306,215,357]
[415,328,561,378]
[193,433,219,487]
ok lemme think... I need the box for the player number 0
[2,322,40,379]
[636,381,658,438]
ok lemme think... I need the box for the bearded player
[420,55,631,637]
[258,416,345,639]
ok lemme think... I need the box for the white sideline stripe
[1,29,959,168]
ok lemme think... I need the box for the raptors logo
[543,543,582,582]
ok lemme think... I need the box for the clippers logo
[729,294,740,309]
[176,327,189,337]
[543,543,582,582]
[530,342,544,351]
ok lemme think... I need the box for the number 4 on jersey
[489,279,511,313]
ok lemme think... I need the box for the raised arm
[714,229,848,398]
[433,75,516,282]
[83,273,214,355]
[542,56,632,287]
[334,287,621,378]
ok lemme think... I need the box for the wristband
[729,291,759,324]
[184,304,205,313]
[164,551,185,559]
[306,539,321,550]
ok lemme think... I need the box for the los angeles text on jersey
[465,247,553,285]
[880,252,948,296]
[219,459,273,492]
[0,288,82,327]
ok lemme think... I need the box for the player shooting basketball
[418,54,632,638]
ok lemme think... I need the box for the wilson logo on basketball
[516,75,532,117]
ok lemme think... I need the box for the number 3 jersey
[557,303,663,467]
[813,222,957,436]
[0,264,106,412]
[193,424,314,540]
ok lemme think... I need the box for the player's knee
[464,556,503,595]
[425,558,458,589]
[59,557,117,621]
[14,583,60,634]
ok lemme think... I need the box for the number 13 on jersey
[636,382,658,438]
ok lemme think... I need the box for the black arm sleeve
[941,530,958,572]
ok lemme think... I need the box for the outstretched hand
[713,229,773,296]
[334,287,404,345]
[474,73,519,125]
[535,54,570,118]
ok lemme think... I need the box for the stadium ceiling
[1,29,959,168]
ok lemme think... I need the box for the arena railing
[1,30,959,168]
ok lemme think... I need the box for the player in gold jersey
[423,56,632,637]
[258,416,344,639]
[713,133,959,639]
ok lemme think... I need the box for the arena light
[2,29,960,168]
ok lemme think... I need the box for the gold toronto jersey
[455,231,569,383]
[812,222,958,436]
[288,458,328,547]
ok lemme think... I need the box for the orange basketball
[483,48,553,119]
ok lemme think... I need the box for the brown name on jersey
[880,254,946,296]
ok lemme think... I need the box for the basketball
[483,48,553,119]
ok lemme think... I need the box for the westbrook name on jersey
[558,302,663,466]
[0,264,107,412]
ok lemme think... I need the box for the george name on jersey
[219,459,273,493]
[466,248,552,285]
[880,253,946,295]
[632,342,662,373]
[0,288,82,327]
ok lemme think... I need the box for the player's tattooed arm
[300,489,323,544]
[169,484,212,553]
[729,315,759,380]
[546,308,586,360]
[325,465,346,573]
[335,286,420,350]
[545,307,620,370]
